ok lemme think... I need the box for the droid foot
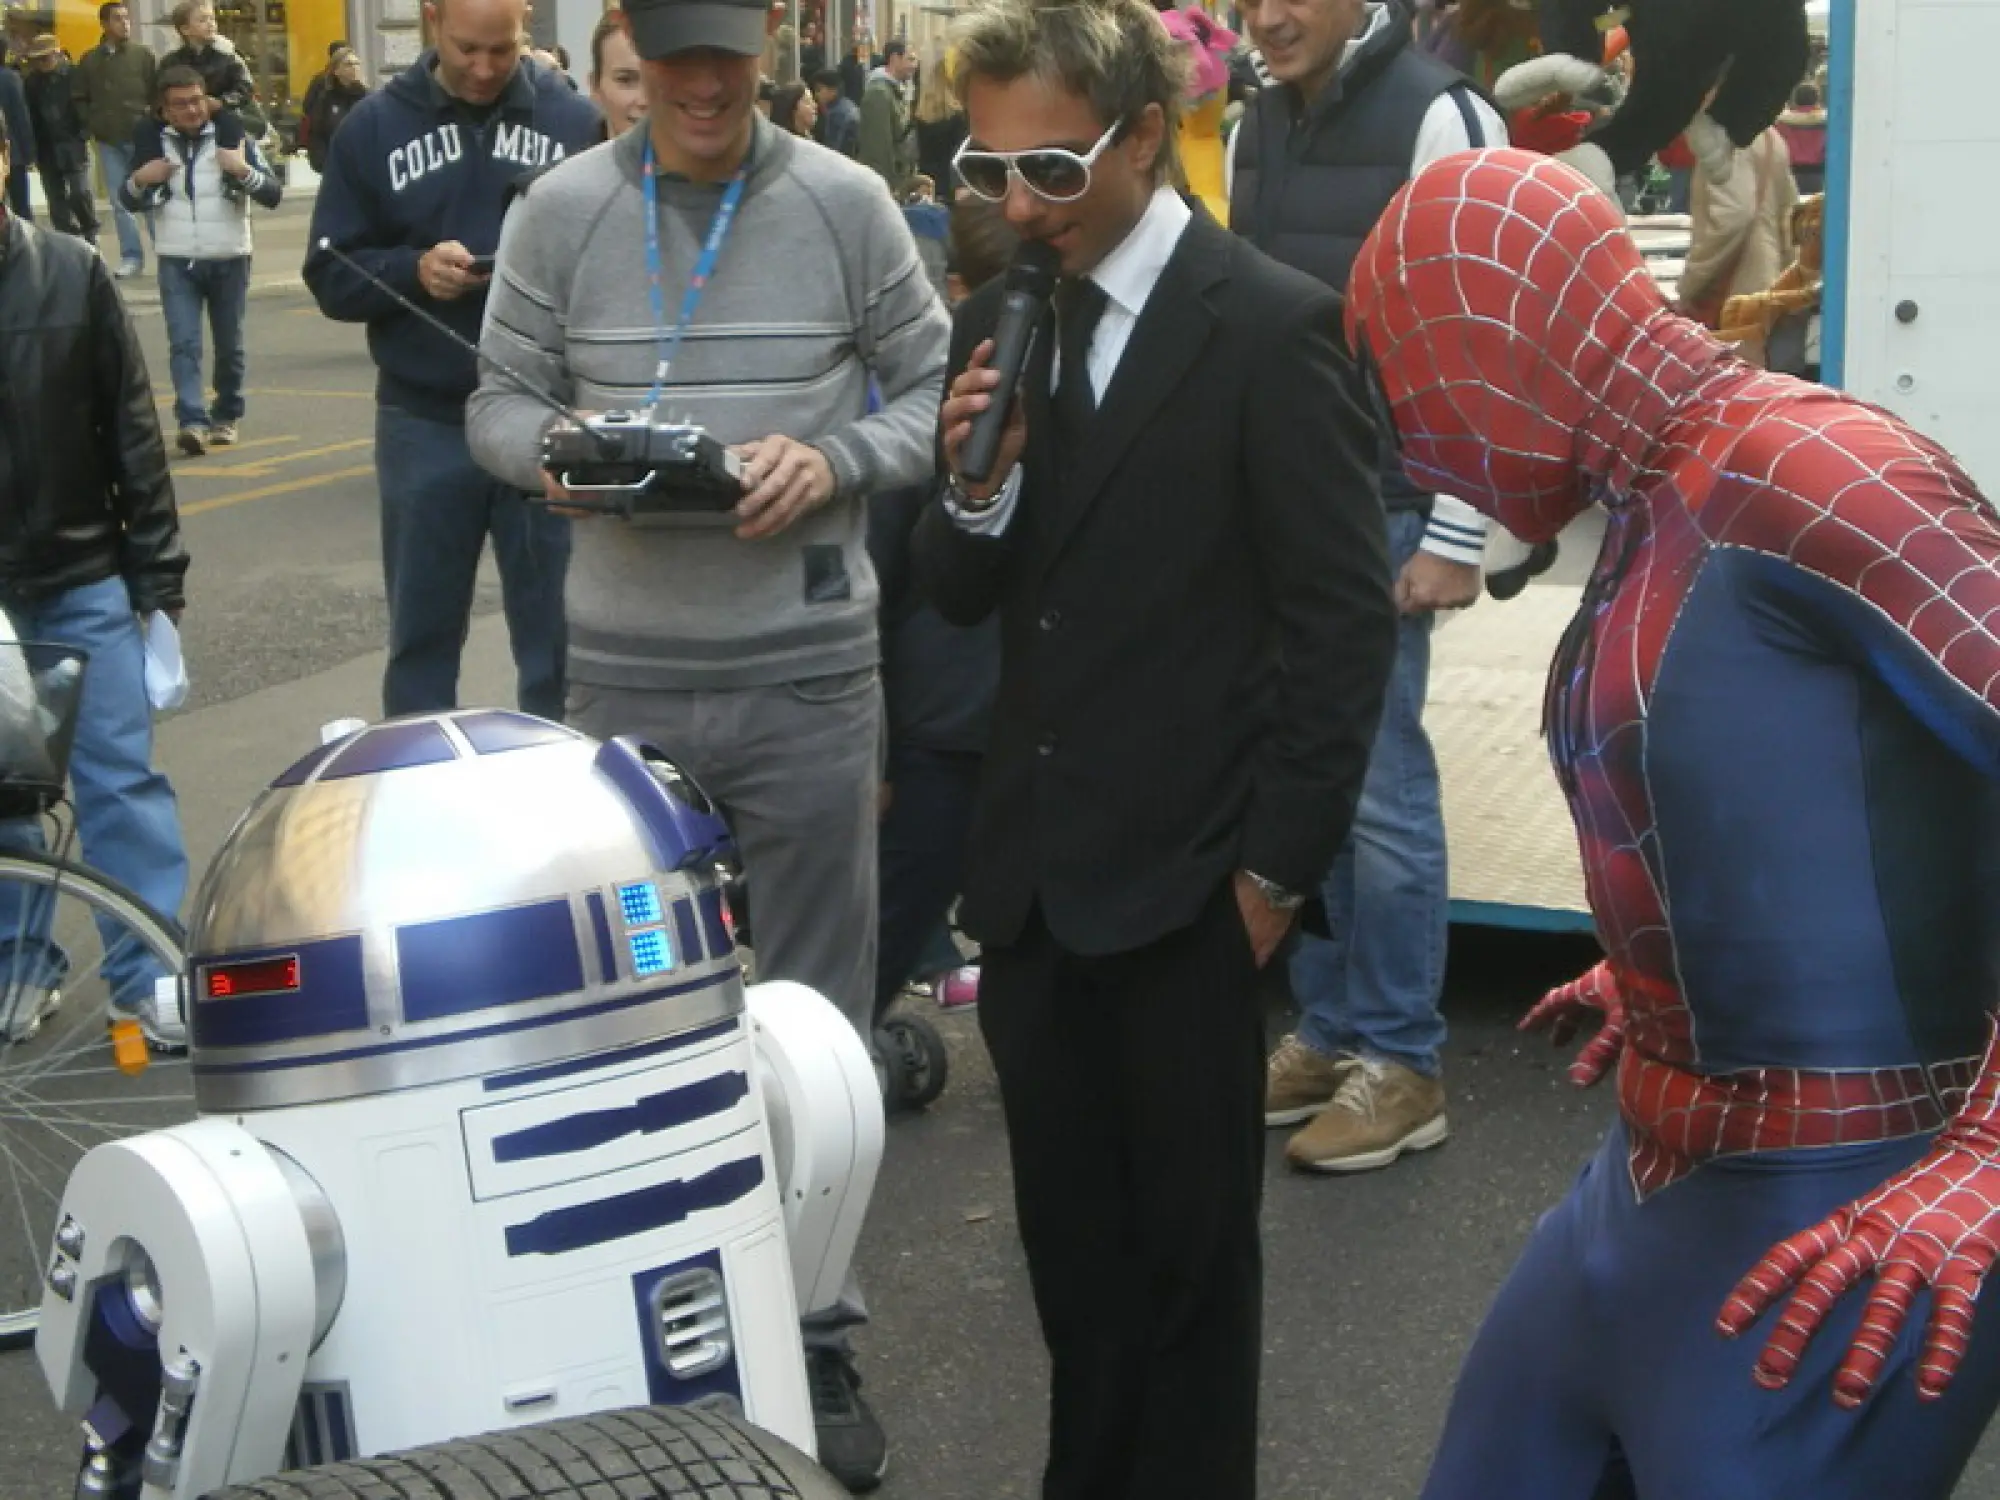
[807,1346,888,1493]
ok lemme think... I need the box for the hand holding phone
[467,254,497,276]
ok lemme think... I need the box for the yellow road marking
[180,464,375,516]
[181,437,372,478]
[256,388,373,400]
[190,434,297,455]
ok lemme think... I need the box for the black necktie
[1053,277,1110,441]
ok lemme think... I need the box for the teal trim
[1822,0,1858,387]
[1448,898,1596,935]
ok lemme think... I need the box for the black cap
[624,0,767,60]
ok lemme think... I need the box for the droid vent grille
[652,1266,732,1379]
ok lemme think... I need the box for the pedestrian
[298,38,349,142]
[770,79,815,136]
[919,0,1396,1492]
[858,36,916,196]
[1678,124,1796,330]
[159,1,258,133]
[1230,0,1504,1174]
[1775,79,1826,196]
[587,8,646,138]
[302,46,367,175]
[465,0,949,1484]
[911,50,965,202]
[0,62,31,219]
[811,66,859,155]
[303,0,599,724]
[21,34,100,243]
[0,107,192,1053]
[72,2,156,278]
[120,65,282,456]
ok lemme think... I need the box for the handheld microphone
[957,240,1061,486]
[311,236,614,454]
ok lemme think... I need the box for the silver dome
[187,711,742,1112]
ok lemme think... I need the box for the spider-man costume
[1347,148,2000,1498]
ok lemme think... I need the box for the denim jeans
[1288,507,1450,1077]
[376,404,570,721]
[158,255,250,430]
[0,576,189,1011]
[96,140,146,266]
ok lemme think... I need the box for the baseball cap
[622,0,767,60]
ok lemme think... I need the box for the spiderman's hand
[1717,1114,2000,1408]
[1519,959,1625,1088]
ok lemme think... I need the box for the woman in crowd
[770,81,817,138]
[912,52,966,203]
[303,47,366,176]
[588,10,646,139]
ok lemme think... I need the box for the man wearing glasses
[465,0,947,1487]
[918,0,1395,1492]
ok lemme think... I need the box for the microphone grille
[1005,240,1062,295]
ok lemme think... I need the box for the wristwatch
[944,472,1002,515]
[1243,870,1305,912]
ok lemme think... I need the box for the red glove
[1717,1018,2000,1408]
[1520,959,1626,1088]
[1509,105,1592,157]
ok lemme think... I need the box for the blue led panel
[618,882,663,928]
[630,928,673,976]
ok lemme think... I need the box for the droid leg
[745,981,884,1320]
[38,1119,337,1499]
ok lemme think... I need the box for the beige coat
[1682,129,1799,315]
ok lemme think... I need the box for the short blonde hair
[950,0,1186,183]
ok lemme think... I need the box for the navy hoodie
[303,54,599,423]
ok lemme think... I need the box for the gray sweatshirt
[468,117,949,691]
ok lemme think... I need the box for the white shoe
[115,258,143,279]
[3,983,62,1044]
[115,975,187,1055]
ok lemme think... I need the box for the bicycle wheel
[0,849,189,1350]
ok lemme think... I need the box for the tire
[203,1405,848,1500]
[877,1014,948,1111]
[0,849,190,1351]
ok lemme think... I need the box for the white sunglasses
[952,118,1125,204]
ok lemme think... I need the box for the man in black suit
[916,1,1397,1493]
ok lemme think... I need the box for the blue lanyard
[642,135,747,411]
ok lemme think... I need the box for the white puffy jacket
[118,116,282,261]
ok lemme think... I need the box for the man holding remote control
[304,0,598,723]
[466,0,948,1487]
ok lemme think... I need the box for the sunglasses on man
[953,117,1126,204]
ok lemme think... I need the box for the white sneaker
[3,983,62,1044]
[115,975,187,1055]
[115,258,143,279]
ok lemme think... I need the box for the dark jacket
[72,38,156,145]
[302,54,600,423]
[914,211,1396,956]
[0,216,188,614]
[818,92,860,157]
[869,482,999,754]
[24,62,90,173]
[1231,1,1488,508]
[159,39,253,115]
[304,76,367,174]
[0,67,35,218]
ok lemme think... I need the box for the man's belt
[1617,1046,1981,1198]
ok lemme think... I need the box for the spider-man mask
[1346,149,1727,543]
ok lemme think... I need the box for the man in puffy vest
[120,64,281,456]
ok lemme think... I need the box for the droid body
[35,712,881,1498]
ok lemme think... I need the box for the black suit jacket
[915,210,1396,958]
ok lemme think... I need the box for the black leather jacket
[0,215,188,615]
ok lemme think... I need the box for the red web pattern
[1349,147,2000,1403]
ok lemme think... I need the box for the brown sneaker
[176,427,207,456]
[1285,1057,1448,1173]
[1264,1032,1357,1127]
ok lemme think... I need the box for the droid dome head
[185,711,743,1112]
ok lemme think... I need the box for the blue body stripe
[505,1154,764,1256]
[491,1072,750,1162]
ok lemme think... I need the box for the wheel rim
[0,853,190,1344]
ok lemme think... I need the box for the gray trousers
[569,668,882,1349]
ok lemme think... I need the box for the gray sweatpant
[568,668,882,1348]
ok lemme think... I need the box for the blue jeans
[1288,507,1449,1077]
[376,405,570,721]
[96,140,145,266]
[158,255,250,430]
[0,577,189,1010]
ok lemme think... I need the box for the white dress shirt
[950,185,1193,535]
[1223,3,1507,567]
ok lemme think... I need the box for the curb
[120,275,309,308]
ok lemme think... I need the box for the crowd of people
[7,0,1988,1496]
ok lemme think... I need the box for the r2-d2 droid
[34,711,883,1498]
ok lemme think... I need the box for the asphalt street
[1,191,1997,1498]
